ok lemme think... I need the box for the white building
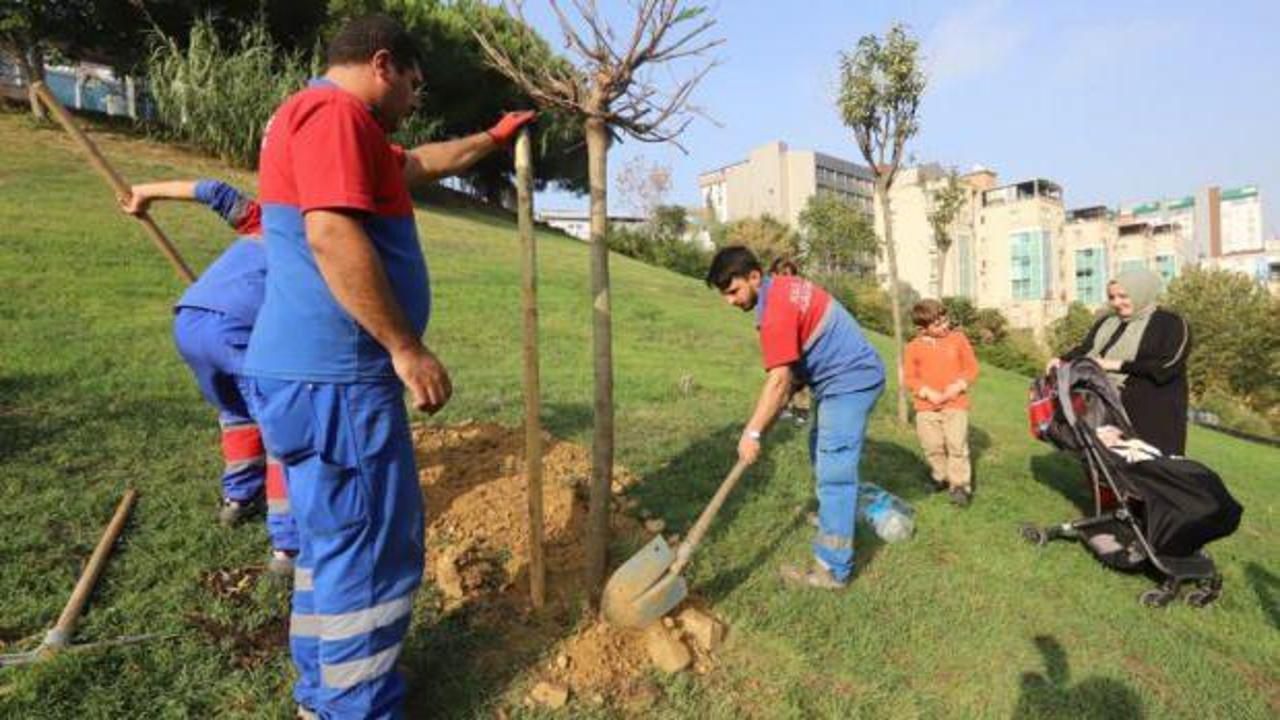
[536,210,646,241]
[697,141,874,228]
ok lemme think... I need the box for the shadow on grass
[1245,563,1279,631]
[1029,451,1094,513]
[0,373,67,462]
[1013,635,1144,719]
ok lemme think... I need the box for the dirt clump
[414,422,669,707]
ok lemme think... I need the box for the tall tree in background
[798,193,878,277]
[615,155,673,221]
[475,0,721,597]
[926,170,966,296]
[838,24,925,424]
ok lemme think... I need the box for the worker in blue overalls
[246,13,535,717]
[121,179,298,575]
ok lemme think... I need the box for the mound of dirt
[413,422,662,704]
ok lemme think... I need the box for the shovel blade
[602,535,689,629]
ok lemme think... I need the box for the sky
[523,0,1280,235]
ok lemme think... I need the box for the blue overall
[245,80,433,718]
[248,379,423,717]
[173,180,298,552]
[809,383,884,582]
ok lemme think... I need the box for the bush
[145,18,319,168]
[941,296,977,330]
[975,329,1048,378]
[607,225,710,280]
[1048,301,1097,356]
[1196,388,1276,438]
[822,274,895,336]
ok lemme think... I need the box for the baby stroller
[1021,359,1243,607]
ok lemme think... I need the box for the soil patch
[413,421,666,708]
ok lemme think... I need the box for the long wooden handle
[669,460,750,576]
[32,82,196,285]
[44,488,138,650]
[515,128,546,610]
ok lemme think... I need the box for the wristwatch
[744,429,762,441]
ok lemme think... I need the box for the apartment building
[873,164,990,299]
[973,178,1068,329]
[697,141,874,228]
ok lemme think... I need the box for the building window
[1010,230,1050,300]
[1155,254,1177,286]
[1074,247,1107,304]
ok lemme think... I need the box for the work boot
[948,487,972,508]
[267,550,297,578]
[779,562,848,591]
[218,495,261,527]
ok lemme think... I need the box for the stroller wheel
[1019,523,1048,547]
[1186,577,1223,608]
[1139,581,1179,608]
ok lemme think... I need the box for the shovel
[602,459,750,629]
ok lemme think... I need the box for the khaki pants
[915,409,971,490]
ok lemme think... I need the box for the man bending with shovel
[706,246,886,590]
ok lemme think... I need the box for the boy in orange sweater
[904,299,980,506]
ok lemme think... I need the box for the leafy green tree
[1165,267,1279,408]
[838,23,926,423]
[798,193,878,277]
[1048,302,1097,356]
[713,215,802,268]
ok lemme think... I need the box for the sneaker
[779,562,848,591]
[268,550,297,577]
[948,487,972,508]
[218,496,261,527]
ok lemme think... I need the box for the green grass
[1,107,1277,719]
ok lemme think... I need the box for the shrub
[1048,301,1097,356]
[145,17,319,168]
[607,225,709,280]
[1196,388,1276,438]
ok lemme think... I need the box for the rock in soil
[643,624,692,674]
[434,550,465,600]
[678,608,726,652]
[530,681,570,709]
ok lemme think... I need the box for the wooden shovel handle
[44,488,138,650]
[31,82,196,285]
[668,459,750,576]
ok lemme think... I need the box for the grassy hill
[0,108,1276,718]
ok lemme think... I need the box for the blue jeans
[809,383,883,582]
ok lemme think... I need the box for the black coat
[1062,309,1192,455]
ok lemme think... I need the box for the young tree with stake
[475,0,721,596]
[838,24,926,424]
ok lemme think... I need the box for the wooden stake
[32,81,196,285]
[515,128,546,609]
[584,116,614,597]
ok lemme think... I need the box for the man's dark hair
[705,246,762,291]
[327,13,421,72]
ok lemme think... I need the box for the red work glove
[486,110,536,146]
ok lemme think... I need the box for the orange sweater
[903,330,979,411]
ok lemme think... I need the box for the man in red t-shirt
[245,14,533,718]
[706,247,887,591]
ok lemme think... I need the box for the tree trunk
[584,116,614,598]
[15,44,48,121]
[515,129,546,610]
[935,241,949,297]
[878,180,909,424]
